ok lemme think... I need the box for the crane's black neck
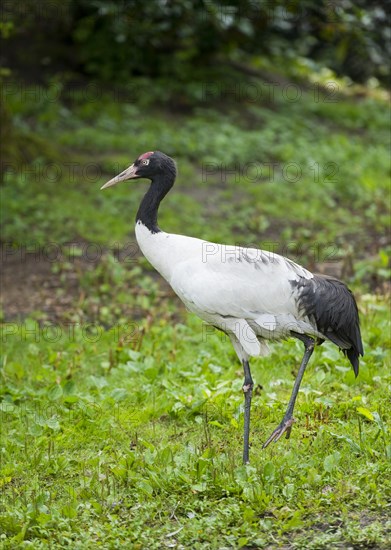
[136,172,175,233]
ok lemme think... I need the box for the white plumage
[136,221,323,359]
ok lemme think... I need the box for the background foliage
[2,0,390,84]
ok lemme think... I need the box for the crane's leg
[262,334,315,448]
[242,359,254,464]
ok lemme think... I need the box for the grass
[1,298,390,548]
[1,72,390,548]
[2,81,390,259]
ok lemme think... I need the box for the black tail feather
[345,347,360,377]
[293,274,364,375]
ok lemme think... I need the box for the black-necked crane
[101,151,363,463]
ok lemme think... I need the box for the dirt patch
[0,242,86,321]
[0,240,177,324]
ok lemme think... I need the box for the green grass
[1,75,391,547]
[1,297,390,548]
[2,83,390,266]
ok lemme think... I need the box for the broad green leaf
[47,384,63,401]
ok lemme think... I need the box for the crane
[101,151,363,463]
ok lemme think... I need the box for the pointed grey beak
[100,163,139,190]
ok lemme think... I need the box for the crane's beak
[100,163,139,190]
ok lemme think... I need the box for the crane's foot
[262,417,295,449]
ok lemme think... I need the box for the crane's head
[101,151,177,189]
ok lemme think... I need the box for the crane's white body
[135,221,325,360]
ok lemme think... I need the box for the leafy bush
[2,0,390,85]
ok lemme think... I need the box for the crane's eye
[141,159,150,166]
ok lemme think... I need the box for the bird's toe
[262,417,295,448]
